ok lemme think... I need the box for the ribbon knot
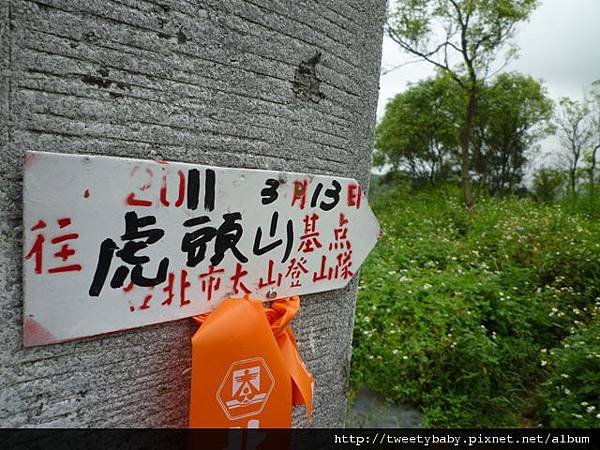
[189,296,313,428]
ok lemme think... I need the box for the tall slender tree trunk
[591,145,599,196]
[570,167,577,194]
[571,146,581,195]
[459,81,477,209]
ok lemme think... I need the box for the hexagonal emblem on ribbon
[217,357,275,420]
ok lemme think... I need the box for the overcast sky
[376,0,600,170]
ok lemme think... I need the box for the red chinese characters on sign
[312,255,330,283]
[121,282,155,312]
[23,151,381,347]
[230,262,251,295]
[119,267,214,312]
[347,183,362,209]
[285,257,309,288]
[291,180,308,210]
[200,265,224,302]
[27,186,356,312]
[331,213,354,280]
[312,213,354,283]
[298,213,322,253]
[25,218,82,275]
[258,259,282,289]
[162,270,192,307]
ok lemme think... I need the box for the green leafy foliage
[375,72,552,194]
[473,73,553,194]
[538,319,600,427]
[374,74,462,185]
[532,168,567,203]
[387,0,540,207]
[555,97,594,193]
[350,185,600,427]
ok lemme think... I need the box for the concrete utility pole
[0,0,385,427]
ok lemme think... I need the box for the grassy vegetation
[350,183,600,427]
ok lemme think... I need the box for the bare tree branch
[381,58,427,76]
[387,26,465,87]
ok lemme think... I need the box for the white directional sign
[22,151,380,346]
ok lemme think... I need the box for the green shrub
[538,316,600,427]
[350,186,600,427]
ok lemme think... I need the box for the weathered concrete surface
[0,0,385,427]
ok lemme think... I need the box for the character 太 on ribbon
[189,295,313,428]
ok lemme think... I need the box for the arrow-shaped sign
[22,151,380,346]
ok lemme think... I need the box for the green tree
[376,72,551,194]
[473,73,553,194]
[532,167,566,202]
[374,74,462,185]
[555,97,593,194]
[387,0,539,208]
[584,80,600,195]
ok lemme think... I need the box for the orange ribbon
[189,296,313,428]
